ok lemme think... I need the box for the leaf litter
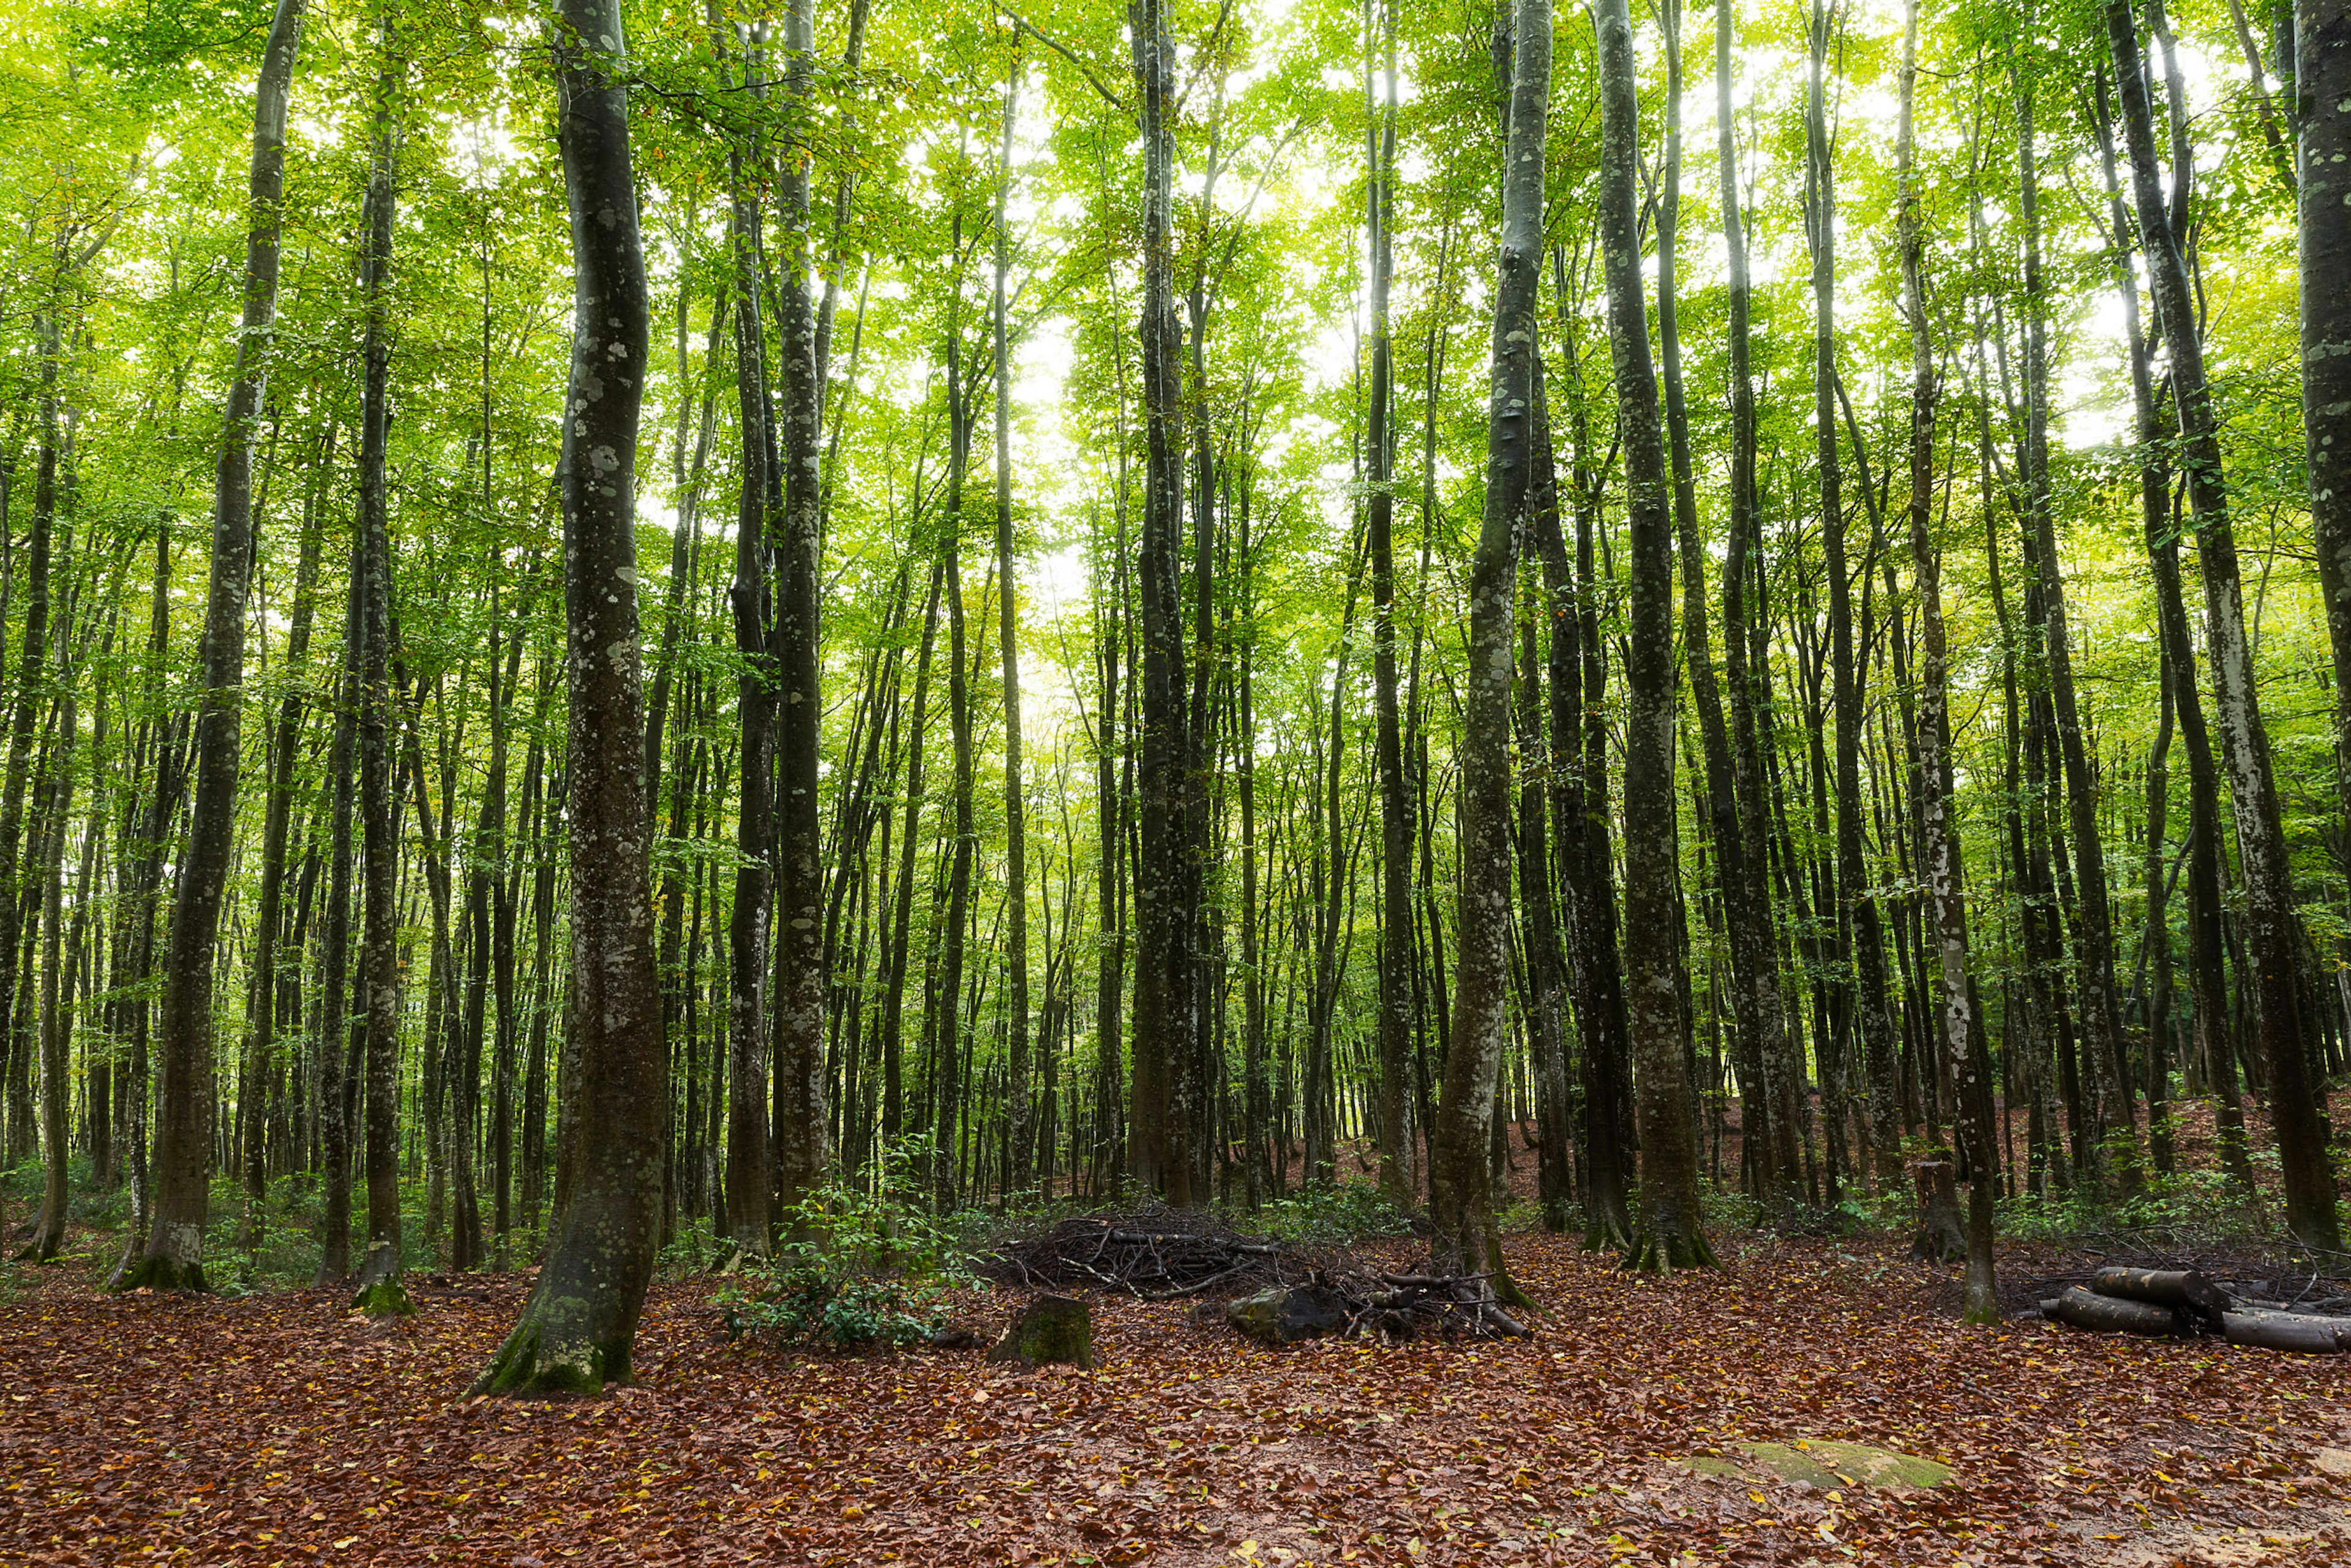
[3,1229,2349,1565]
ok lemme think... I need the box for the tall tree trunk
[1430,0,1545,1299]
[1366,0,1414,1207]
[1662,0,1765,1204]
[2014,40,2139,1191]
[115,0,306,1291]
[2106,0,2342,1250]
[992,60,1033,1195]
[472,0,664,1392]
[721,57,774,1256]
[1899,0,1992,1319]
[769,0,830,1224]
[351,31,408,1311]
[1129,0,1194,1199]
[2300,0,2351,850]
[1597,0,1709,1273]
[1714,0,1804,1204]
[1808,0,1901,1191]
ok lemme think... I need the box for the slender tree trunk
[1808,0,1901,1191]
[1129,0,1193,1199]
[473,0,664,1392]
[2300,0,2351,844]
[1715,0,1803,1204]
[1365,2,1414,1207]
[1597,0,1709,1272]
[769,0,830,1224]
[722,64,774,1256]
[992,61,1033,1195]
[2107,0,2341,1250]
[350,32,409,1311]
[116,0,306,1291]
[1898,0,1992,1319]
[1430,0,1545,1304]
[2014,40,2139,1191]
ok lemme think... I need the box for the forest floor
[4,1222,2350,1567]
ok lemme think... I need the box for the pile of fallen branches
[977,1207,1528,1340]
[978,1207,1316,1301]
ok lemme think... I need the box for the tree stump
[1226,1286,1351,1345]
[1908,1157,1965,1262]
[987,1295,1095,1370]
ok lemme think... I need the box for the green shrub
[1248,1177,1412,1247]
[715,1136,975,1351]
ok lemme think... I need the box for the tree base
[1581,1214,1636,1255]
[110,1253,209,1293]
[1620,1227,1718,1276]
[13,1217,65,1264]
[351,1278,416,1317]
[470,1315,630,1398]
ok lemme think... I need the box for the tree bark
[115,0,307,1292]
[2106,0,2341,1250]
[472,0,664,1393]
[1898,0,1992,1319]
[993,59,1033,1195]
[350,31,408,1311]
[769,0,830,1225]
[1129,0,1194,1200]
[1597,0,1710,1272]
[1430,0,1545,1287]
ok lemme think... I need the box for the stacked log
[2039,1266,2349,1354]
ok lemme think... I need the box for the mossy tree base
[1620,1227,1719,1275]
[110,1254,209,1293]
[13,1218,66,1264]
[470,1311,632,1398]
[351,1278,416,1316]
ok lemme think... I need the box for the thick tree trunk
[1597,0,1709,1273]
[1431,0,1545,1288]
[116,0,306,1292]
[472,0,664,1394]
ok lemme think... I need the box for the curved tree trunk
[1430,0,1545,1287]
[472,0,663,1394]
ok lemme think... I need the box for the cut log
[2042,1286,2183,1338]
[1908,1158,1965,1263]
[2091,1267,2232,1324]
[987,1295,1096,1369]
[2220,1310,2351,1355]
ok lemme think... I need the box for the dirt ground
[3,1226,2349,1566]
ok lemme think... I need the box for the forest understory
[7,1128,2351,1568]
